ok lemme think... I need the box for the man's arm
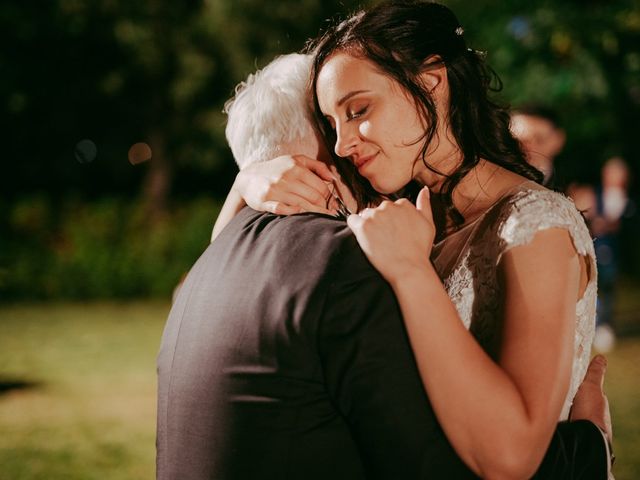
[534,421,610,479]
[570,355,613,444]
[531,350,613,479]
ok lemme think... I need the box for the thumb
[416,187,433,222]
[584,355,607,390]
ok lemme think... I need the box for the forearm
[391,266,555,479]
[211,182,245,242]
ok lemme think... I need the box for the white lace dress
[431,181,597,419]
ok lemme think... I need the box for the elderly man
[157,54,613,479]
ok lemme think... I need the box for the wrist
[388,259,437,290]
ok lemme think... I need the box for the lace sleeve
[496,189,596,266]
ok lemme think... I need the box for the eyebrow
[337,90,370,107]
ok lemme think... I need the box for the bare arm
[392,230,578,478]
[348,188,585,479]
[210,183,246,242]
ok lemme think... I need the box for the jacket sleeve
[534,420,610,480]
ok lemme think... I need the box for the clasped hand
[235,155,339,216]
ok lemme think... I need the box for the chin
[369,178,406,196]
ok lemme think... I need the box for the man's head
[510,105,566,184]
[602,156,629,190]
[225,53,328,168]
[224,52,358,213]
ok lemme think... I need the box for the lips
[354,152,378,171]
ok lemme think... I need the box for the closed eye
[347,106,368,121]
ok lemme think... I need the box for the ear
[419,55,447,95]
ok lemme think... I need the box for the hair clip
[467,48,487,58]
[455,26,464,36]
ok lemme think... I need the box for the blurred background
[1,0,639,478]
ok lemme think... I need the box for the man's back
[156,207,472,479]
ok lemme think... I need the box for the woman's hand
[347,187,435,283]
[234,155,338,216]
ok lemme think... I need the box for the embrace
[157,2,614,479]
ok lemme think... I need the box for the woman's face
[316,52,429,194]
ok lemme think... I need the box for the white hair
[224,53,316,169]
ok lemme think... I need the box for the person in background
[594,157,632,351]
[511,105,566,187]
[569,157,635,352]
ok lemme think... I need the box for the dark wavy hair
[306,0,543,225]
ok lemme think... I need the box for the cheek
[407,111,426,137]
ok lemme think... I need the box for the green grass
[0,299,638,479]
[606,337,640,480]
[0,302,169,480]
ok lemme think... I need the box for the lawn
[0,299,638,479]
[0,302,168,480]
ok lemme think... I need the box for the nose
[334,122,360,158]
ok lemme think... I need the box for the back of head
[510,104,565,184]
[512,105,562,129]
[602,156,630,189]
[225,53,315,169]
[308,0,542,223]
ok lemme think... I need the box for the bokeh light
[74,139,97,164]
[128,142,153,165]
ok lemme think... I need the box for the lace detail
[432,183,597,420]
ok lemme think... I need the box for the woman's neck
[452,160,502,217]
[417,157,499,211]
[427,160,532,235]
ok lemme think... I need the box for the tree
[445,0,640,184]
[1,0,371,217]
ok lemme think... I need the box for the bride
[214,2,603,478]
